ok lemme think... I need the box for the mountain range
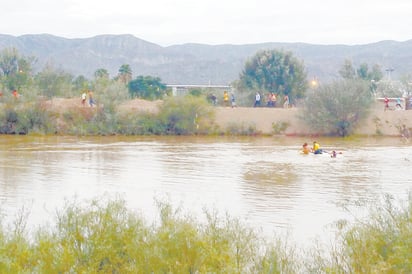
[0,34,411,85]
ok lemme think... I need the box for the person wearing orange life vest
[302,142,310,154]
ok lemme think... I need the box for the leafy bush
[61,107,120,136]
[0,197,296,273]
[0,101,56,134]
[1,194,411,273]
[93,80,130,111]
[340,195,412,273]
[306,194,412,273]
[158,96,215,135]
[225,122,260,136]
[18,102,56,134]
[301,79,373,136]
[272,121,290,135]
[117,112,165,135]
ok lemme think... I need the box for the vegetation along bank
[0,47,411,137]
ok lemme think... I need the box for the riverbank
[46,98,412,136]
[37,98,412,136]
[214,104,412,136]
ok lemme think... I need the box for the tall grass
[338,194,412,273]
[306,194,412,273]
[0,197,295,273]
[0,96,56,135]
[1,193,411,273]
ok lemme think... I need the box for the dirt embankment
[215,104,412,136]
[45,98,412,136]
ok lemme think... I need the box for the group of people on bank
[222,91,237,108]
[254,92,289,108]
[81,90,96,107]
[211,90,291,108]
[383,96,412,111]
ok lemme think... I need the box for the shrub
[0,197,297,273]
[225,122,260,136]
[308,194,412,273]
[340,195,412,273]
[301,79,373,136]
[272,121,290,135]
[2,194,411,273]
[61,106,120,136]
[117,112,165,135]
[17,101,56,134]
[0,101,56,135]
[158,96,215,135]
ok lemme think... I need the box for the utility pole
[385,68,394,80]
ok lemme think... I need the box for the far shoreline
[214,103,412,137]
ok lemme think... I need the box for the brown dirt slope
[44,98,412,136]
[215,104,412,136]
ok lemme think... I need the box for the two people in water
[302,141,322,154]
[302,141,340,157]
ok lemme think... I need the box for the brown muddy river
[0,135,411,248]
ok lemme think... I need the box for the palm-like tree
[94,68,109,79]
[118,64,132,84]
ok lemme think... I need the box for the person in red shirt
[384,96,389,111]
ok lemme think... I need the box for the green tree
[338,59,356,79]
[237,49,307,102]
[0,47,19,77]
[93,68,111,90]
[339,59,383,81]
[339,60,383,94]
[94,68,109,79]
[72,75,89,92]
[34,63,74,98]
[368,64,384,81]
[118,64,132,85]
[357,63,369,79]
[301,79,373,136]
[357,63,383,81]
[0,47,35,91]
[128,75,166,100]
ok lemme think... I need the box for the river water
[0,135,411,249]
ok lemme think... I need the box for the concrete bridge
[166,84,231,96]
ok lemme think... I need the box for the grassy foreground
[1,194,411,273]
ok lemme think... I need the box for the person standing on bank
[254,92,261,107]
[271,93,277,107]
[384,96,389,111]
[223,91,229,107]
[88,89,95,107]
[230,92,237,108]
[81,91,87,106]
[283,94,289,108]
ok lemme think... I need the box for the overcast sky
[1,0,412,46]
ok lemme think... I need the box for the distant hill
[0,34,411,85]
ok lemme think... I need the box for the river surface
[0,135,411,249]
